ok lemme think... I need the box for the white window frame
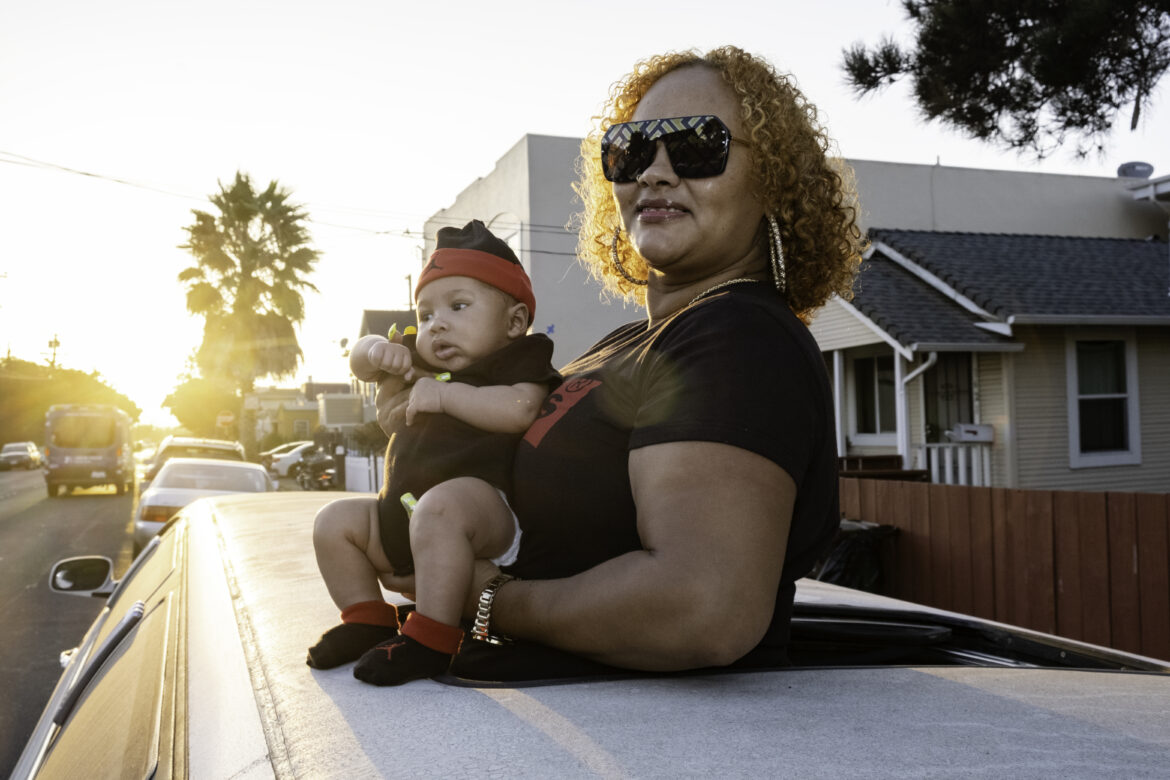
[1065,330,1141,469]
[848,347,898,448]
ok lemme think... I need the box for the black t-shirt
[377,333,561,574]
[508,284,838,661]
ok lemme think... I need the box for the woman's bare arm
[485,440,796,670]
[375,375,412,436]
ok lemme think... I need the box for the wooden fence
[838,478,1170,662]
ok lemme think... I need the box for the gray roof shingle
[849,254,1013,351]
[869,229,1170,320]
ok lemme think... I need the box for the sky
[2,0,1167,427]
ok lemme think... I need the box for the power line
[0,149,583,242]
[0,150,205,202]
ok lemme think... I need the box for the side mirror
[50,556,114,597]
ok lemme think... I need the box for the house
[244,381,365,444]
[813,163,1170,492]
[243,387,308,442]
[407,135,1170,492]
[815,229,1170,492]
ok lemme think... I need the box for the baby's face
[414,276,516,371]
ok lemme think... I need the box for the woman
[380,46,864,672]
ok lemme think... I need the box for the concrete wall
[425,135,639,370]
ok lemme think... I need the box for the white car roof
[19,493,1170,778]
[155,457,265,473]
[189,494,1170,778]
[141,459,271,504]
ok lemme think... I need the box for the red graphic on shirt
[523,377,602,448]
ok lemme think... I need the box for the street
[0,468,137,775]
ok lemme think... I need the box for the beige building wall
[977,353,1014,487]
[807,298,885,351]
[849,160,1169,238]
[1135,329,1170,488]
[1011,326,1170,492]
[906,369,924,462]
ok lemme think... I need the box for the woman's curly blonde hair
[573,46,866,323]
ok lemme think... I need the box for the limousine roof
[19,492,1170,778]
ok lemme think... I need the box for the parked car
[140,435,246,486]
[267,441,316,478]
[130,457,276,554]
[258,439,312,474]
[0,441,43,470]
[14,492,1170,778]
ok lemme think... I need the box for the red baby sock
[306,600,400,669]
[352,612,463,686]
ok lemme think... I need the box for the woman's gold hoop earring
[612,227,648,286]
[767,215,787,293]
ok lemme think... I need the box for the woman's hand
[375,377,412,436]
[378,570,416,602]
[405,377,444,425]
[378,559,499,615]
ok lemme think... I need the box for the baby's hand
[352,334,415,381]
[366,339,414,378]
[405,376,445,425]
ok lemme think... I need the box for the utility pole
[405,274,413,311]
[47,334,60,368]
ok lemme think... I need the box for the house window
[854,355,896,434]
[293,419,310,438]
[1066,333,1141,468]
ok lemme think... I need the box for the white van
[42,405,134,497]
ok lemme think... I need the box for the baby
[308,219,559,685]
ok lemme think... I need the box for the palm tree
[178,172,320,394]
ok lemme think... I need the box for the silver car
[131,457,276,554]
[15,492,1170,778]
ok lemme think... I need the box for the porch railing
[914,443,992,487]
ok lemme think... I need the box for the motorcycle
[295,449,337,491]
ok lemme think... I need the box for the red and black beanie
[416,219,535,324]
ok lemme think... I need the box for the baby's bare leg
[409,477,516,627]
[308,496,401,669]
[312,496,395,609]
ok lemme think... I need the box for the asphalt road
[0,468,137,776]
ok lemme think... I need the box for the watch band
[471,573,515,645]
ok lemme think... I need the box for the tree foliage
[162,376,240,439]
[0,357,140,443]
[179,172,320,394]
[842,0,1170,157]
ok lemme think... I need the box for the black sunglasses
[600,115,745,183]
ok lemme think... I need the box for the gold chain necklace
[687,277,761,306]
